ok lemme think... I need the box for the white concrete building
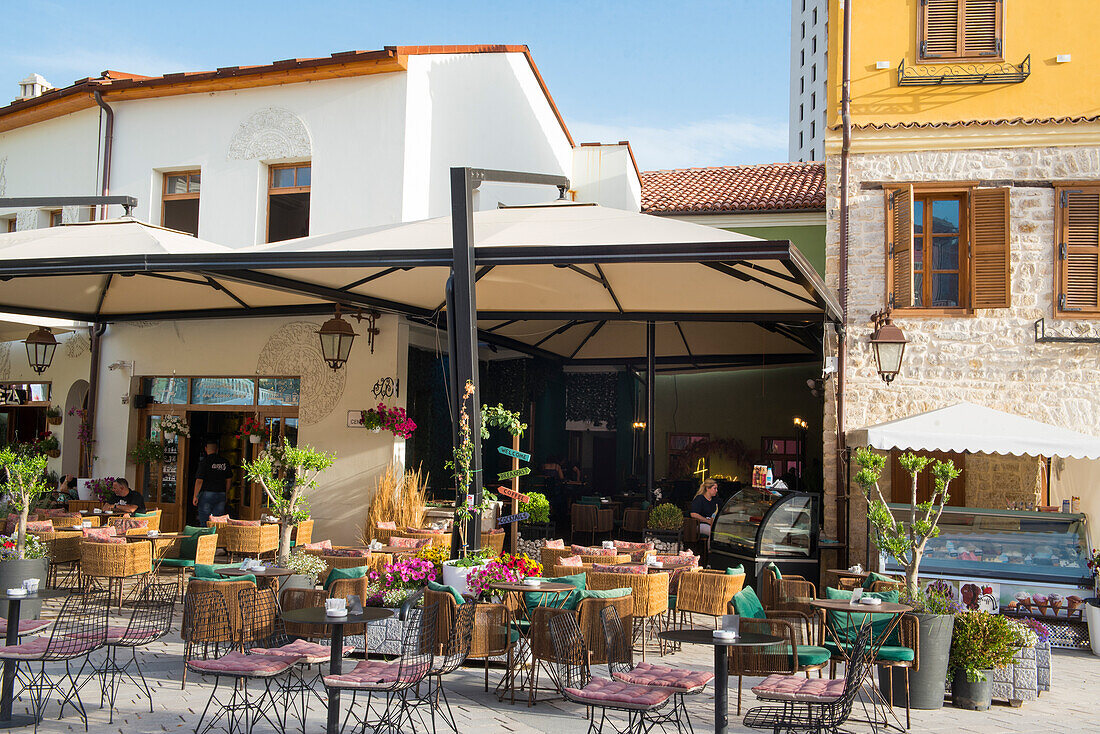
[788,0,828,162]
[0,45,641,543]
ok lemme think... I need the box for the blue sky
[5,1,793,171]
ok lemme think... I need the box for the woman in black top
[689,479,719,537]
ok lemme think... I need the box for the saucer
[325,609,349,617]
[712,629,737,639]
[6,588,26,597]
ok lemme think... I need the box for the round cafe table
[658,629,782,734]
[280,606,394,734]
[0,588,69,728]
[216,566,295,591]
[489,581,576,705]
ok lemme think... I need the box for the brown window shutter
[1058,188,1100,315]
[922,0,962,59]
[969,187,1011,309]
[890,185,915,308]
[963,0,1001,56]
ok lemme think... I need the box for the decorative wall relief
[64,331,90,359]
[228,108,312,161]
[256,322,344,426]
[0,342,11,379]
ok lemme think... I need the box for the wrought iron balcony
[897,54,1030,86]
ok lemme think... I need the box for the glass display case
[709,488,819,582]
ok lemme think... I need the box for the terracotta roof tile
[641,162,825,215]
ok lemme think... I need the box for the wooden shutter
[888,185,915,309]
[963,0,1001,57]
[921,0,961,58]
[1057,188,1100,315]
[969,188,1011,309]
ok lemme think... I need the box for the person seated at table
[103,478,146,513]
[689,479,719,537]
[541,456,565,480]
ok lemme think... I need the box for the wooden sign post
[510,435,520,553]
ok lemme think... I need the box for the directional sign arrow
[497,467,531,481]
[497,445,531,462]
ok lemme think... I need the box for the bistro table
[809,598,912,732]
[489,580,576,706]
[658,629,782,734]
[0,588,69,728]
[217,566,295,591]
[281,606,394,734]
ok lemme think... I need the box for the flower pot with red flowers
[238,416,270,445]
[361,403,417,440]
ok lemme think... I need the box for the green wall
[724,224,826,278]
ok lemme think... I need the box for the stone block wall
[824,144,1100,559]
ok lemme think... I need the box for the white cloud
[571,114,790,171]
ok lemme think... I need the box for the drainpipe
[836,0,853,563]
[93,91,113,221]
[86,323,106,475]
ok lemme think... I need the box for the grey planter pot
[0,557,50,621]
[280,574,314,592]
[951,669,993,711]
[991,643,1039,706]
[883,612,953,710]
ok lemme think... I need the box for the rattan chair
[620,508,650,540]
[280,587,330,640]
[182,578,256,687]
[466,601,513,692]
[0,589,107,733]
[156,532,218,597]
[760,566,818,619]
[80,539,153,612]
[541,547,629,570]
[133,509,162,532]
[481,531,506,556]
[675,570,746,629]
[219,523,279,561]
[96,581,175,723]
[549,612,673,734]
[291,519,313,547]
[33,530,82,589]
[586,570,668,660]
[41,512,83,529]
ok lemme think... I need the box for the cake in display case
[710,488,819,584]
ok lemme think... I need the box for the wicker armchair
[481,531,506,557]
[135,509,162,532]
[370,526,402,545]
[760,567,818,618]
[156,533,219,597]
[674,570,746,628]
[291,519,313,546]
[81,539,153,612]
[315,552,391,586]
[106,517,152,536]
[620,508,650,540]
[541,547,629,570]
[42,513,83,529]
[587,570,668,660]
[837,576,904,593]
[31,529,82,588]
[218,523,279,560]
[280,587,329,640]
[67,500,100,514]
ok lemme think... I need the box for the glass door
[139,414,185,532]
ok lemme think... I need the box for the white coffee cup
[93,508,102,514]
[148,529,159,537]
[325,598,347,615]
[602,541,615,549]
[22,578,39,594]
[82,521,92,529]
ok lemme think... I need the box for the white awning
[847,402,1100,460]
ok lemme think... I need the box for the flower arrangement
[413,544,451,577]
[160,414,190,438]
[68,407,92,445]
[361,403,416,440]
[499,552,542,578]
[465,559,519,599]
[32,432,59,457]
[88,476,119,504]
[363,556,437,608]
[900,584,963,615]
[0,532,48,561]
[1020,617,1050,644]
[238,416,270,442]
[283,548,329,584]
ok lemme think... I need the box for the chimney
[17,73,53,101]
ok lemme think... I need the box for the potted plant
[128,438,164,466]
[282,547,328,590]
[0,449,52,619]
[238,416,270,445]
[519,491,552,538]
[35,432,60,459]
[88,476,118,504]
[243,438,334,567]
[362,403,417,439]
[441,547,493,596]
[45,406,62,426]
[647,502,684,532]
[949,610,1030,710]
[159,414,190,441]
[886,583,961,709]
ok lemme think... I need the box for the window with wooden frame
[886,184,1010,313]
[162,170,200,236]
[5,219,15,233]
[267,163,310,243]
[1054,185,1100,316]
[918,0,1003,63]
[48,210,62,227]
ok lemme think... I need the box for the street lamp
[23,327,57,375]
[869,310,908,384]
[317,306,380,371]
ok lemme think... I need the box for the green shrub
[949,610,1028,682]
[647,503,684,531]
[520,492,550,524]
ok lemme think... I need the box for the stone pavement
[13,606,1100,734]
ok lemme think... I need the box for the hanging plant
[45,406,62,425]
[362,403,417,439]
[238,416,270,444]
[34,431,59,458]
[128,438,165,466]
[160,414,190,439]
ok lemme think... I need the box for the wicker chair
[586,570,668,660]
[66,500,100,514]
[218,523,279,560]
[105,517,151,536]
[33,530,82,588]
[675,570,746,629]
[155,532,219,597]
[421,592,513,694]
[620,508,650,540]
[42,513,83,529]
[542,547,629,570]
[181,578,256,687]
[837,576,904,593]
[481,531,506,557]
[134,509,162,532]
[370,526,402,545]
[280,587,330,640]
[760,566,818,619]
[316,551,391,586]
[80,539,153,612]
[291,518,313,546]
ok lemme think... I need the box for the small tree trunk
[906,548,923,598]
[278,521,294,567]
[15,503,28,560]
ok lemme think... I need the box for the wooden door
[890,450,966,506]
[139,414,185,532]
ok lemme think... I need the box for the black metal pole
[449,167,484,552]
[646,321,655,503]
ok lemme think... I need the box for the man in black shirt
[104,478,146,513]
[689,479,720,537]
[193,438,232,523]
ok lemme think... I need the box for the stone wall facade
[824,144,1100,560]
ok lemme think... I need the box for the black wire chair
[409,600,476,734]
[326,603,437,734]
[96,580,175,723]
[549,612,673,734]
[0,589,107,733]
[743,624,874,734]
[600,605,711,734]
[184,589,298,734]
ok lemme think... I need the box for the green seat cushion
[133,511,157,518]
[427,580,465,606]
[194,563,240,579]
[782,644,831,668]
[525,572,586,612]
[824,587,902,646]
[158,558,195,568]
[668,594,676,610]
[765,562,782,580]
[861,572,895,590]
[323,565,370,591]
[823,640,914,663]
[179,526,217,561]
[209,573,256,585]
[573,588,631,604]
[726,565,745,576]
[732,586,766,619]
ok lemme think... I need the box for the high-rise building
[789,0,827,162]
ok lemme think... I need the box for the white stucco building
[789,0,828,162]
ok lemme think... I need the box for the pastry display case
[710,488,819,584]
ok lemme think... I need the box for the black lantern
[869,310,908,384]
[24,327,57,375]
[317,307,357,371]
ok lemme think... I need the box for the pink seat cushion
[252,639,353,664]
[544,539,565,549]
[208,515,230,524]
[227,519,261,527]
[25,520,54,532]
[558,555,583,567]
[565,677,672,709]
[0,636,96,660]
[83,526,117,540]
[303,540,333,551]
[592,563,648,575]
[0,618,52,636]
[376,521,397,530]
[613,662,714,692]
[571,545,619,557]
[327,548,371,557]
[752,674,846,703]
[388,537,430,549]
[187,651,298,677]
[323,659,429,688]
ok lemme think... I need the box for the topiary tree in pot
[0,448,52,618]
[243,438,334,567]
